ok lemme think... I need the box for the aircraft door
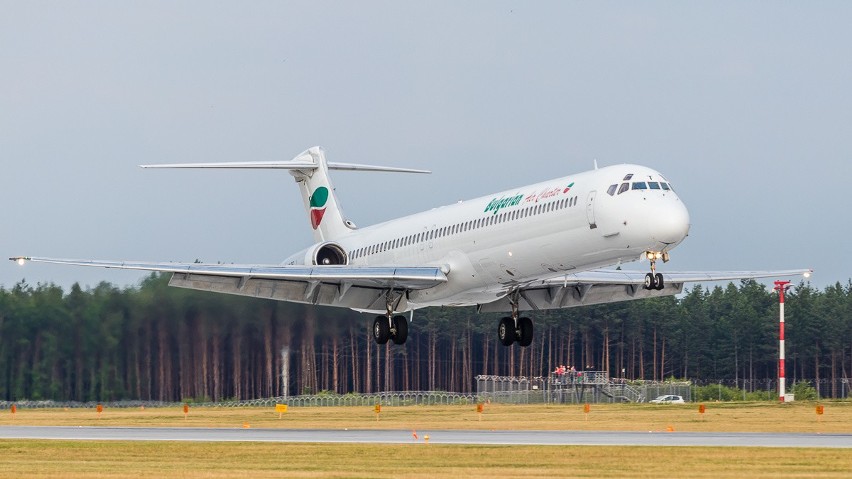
[586,190,597,229]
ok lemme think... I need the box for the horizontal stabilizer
[140,160,430,174]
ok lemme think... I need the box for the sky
[1,2,849,293]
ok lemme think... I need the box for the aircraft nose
[653,200,691,245]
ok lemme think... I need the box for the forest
[1,273,850,402]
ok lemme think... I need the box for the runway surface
[1,426,850,447]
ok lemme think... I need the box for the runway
[1,426,850,448]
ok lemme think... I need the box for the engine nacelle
[305,242,348,266]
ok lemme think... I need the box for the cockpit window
[648,182,660,189]
[632,182,647,190]
[606,184,617,196]
[623,174,633,181]
[660,182,671,191]
[617,182,629,194]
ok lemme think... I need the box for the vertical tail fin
[289,147,353,242]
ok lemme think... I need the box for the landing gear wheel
[391,315,408,345]
[498,317,515,346]
[517,317,534,347]
[654,273,665,291]
[373,316,390,345]
[644,272,656,290]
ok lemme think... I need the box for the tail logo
[309,186,329,229]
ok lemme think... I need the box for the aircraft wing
[10,256,447,312]
[478,268,813,313]
[545,268,813,285]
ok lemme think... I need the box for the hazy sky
[2,2,849,292]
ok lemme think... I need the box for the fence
[0,378,847,410]
[0,391,479,410]
[478,373,690,404]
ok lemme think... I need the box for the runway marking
[0,426,850,448]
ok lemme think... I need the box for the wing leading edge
[10,256,447,312]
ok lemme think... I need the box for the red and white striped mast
[773,280,792,402]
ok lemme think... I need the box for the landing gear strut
[497,292,533,348]
[643,250,669,291]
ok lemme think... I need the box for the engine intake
[310,242,348,265]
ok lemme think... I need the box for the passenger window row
[349,195,580,259]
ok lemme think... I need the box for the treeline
[1,274,850,402]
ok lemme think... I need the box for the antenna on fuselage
[594,159,598,170]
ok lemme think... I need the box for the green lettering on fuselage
[484,194,523,215]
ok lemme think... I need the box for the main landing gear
[643,250,669,291]
[373,314,408,345]
[497,292,533,348]
[372,295,408,345]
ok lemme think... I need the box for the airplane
[11,146,811,347]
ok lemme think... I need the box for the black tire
[654,273,665,291]
[392,315,408,345]
[373,316,390,344]
[518,317,534,347]
[644,272,656,290]
[498,317,515,346]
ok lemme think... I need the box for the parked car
[649,394,685,404]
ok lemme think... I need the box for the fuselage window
[660,182,671,191]
[632,182,647,190]
[648,182,660,189]
[607,184,617,196]
[623,174,633,181]
[618,183,629,194]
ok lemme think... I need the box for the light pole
[773,280,792,402]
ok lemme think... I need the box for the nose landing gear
[643,250,669,291]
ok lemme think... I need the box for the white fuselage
[285,164,691,309]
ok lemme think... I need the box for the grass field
[3,401,849,433]
[1,401,850,478]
